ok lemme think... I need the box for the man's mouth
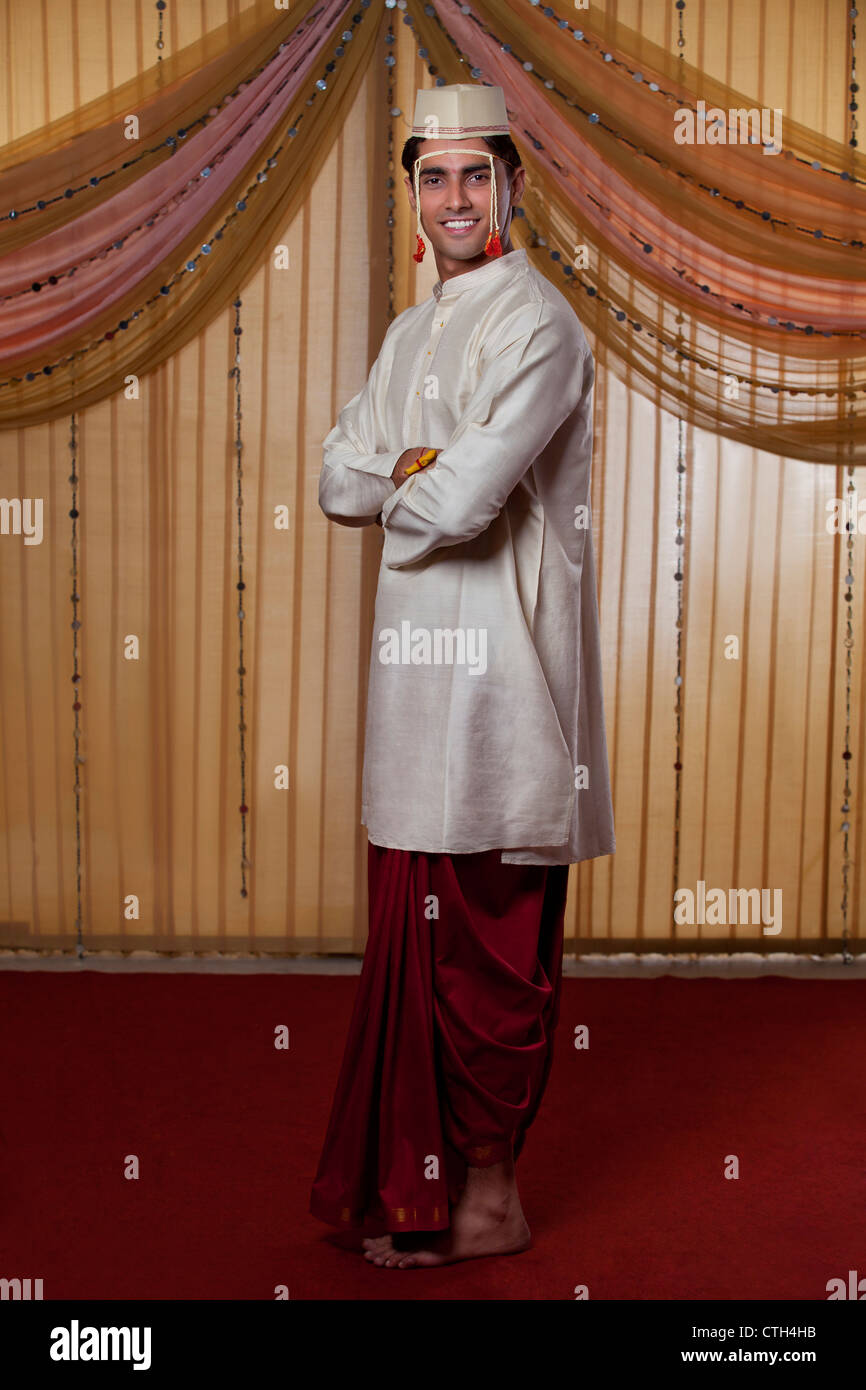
[441,217,481,235]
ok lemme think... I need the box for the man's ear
[509,166,526,205]
[404,174,416,213]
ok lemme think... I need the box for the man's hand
[375,447,438,525]
[391,446,438,489]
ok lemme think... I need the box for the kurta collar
[432,248,528,302]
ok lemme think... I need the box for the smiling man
[310,84,615,1269]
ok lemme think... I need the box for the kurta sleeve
[318,331,403,528]
[379,301,588,567]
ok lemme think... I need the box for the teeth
[444,219,478,229]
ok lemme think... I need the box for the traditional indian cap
[410,84,512,263]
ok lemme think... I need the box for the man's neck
[434,236,516,285]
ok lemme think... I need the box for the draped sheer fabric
[1,0,861,456]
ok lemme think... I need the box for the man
[310,84,615,1269]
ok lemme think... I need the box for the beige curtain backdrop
[0,0,861,954]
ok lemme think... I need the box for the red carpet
[1,972,862,1300]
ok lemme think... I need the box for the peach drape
[0,0,862,954]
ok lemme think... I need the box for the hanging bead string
[68,381,85,959]
[156,0,166,65]
[676,0,686,57]
[410,1,865,235]
[672,1,692,957]
[2,9,332,230]
[672,415,686,945]
[158,0,175,150]
[840,8,858,963]
[230,297,250,900]
[841,453,855,964]
[840,318,858,962]
[155,0,166,63]
[0,1,374,394]
[850,5,859,150]
[512,198,864,404]
[385,2,399,321]
[382,0,436,303]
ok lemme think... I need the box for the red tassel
[413,234,426,263]
[484,230,502,258]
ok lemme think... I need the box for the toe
[364,1235,396,1263]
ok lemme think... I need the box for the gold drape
[0,0,382,427]
[0,1,861,954]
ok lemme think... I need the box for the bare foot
[362,1233,407,1268]
[362,1155,531,1269]
[393,1191,530,1268]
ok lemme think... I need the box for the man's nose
[444,179,472,208]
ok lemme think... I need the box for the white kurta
[319,248,615,865]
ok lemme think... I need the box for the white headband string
[412,147,500,249]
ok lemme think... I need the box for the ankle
[463,1169,518,1212]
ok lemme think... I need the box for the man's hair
[400,132,522,179]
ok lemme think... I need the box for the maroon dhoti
[309,841,570,1233]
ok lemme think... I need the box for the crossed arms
[318,300,587,568]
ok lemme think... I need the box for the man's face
[405,139,523,273]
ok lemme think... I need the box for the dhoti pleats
[309,841,569,1234]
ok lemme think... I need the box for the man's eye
[422,173,489,186]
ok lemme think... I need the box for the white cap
[411,83,510,139]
